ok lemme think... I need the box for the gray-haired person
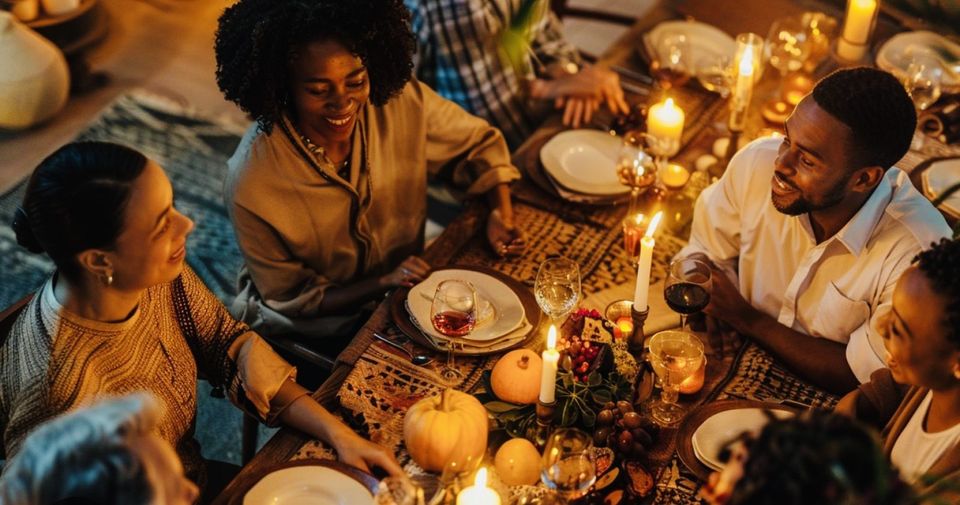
[0,393,198,505]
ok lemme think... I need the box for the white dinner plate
[539,129,629,196]
[877,31,960,92]
[407,269,525,342]
[643,20,737,70]
[243,466,373,505]
[922,158,960,219]
[691,408,794,471]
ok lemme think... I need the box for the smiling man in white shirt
[679,67,951,394]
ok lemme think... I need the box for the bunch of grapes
[593,401,659,461]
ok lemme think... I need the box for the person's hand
[702,265,756,334]
[699,439,748,505]
[486,208,526,258]
[529,65,630,127]
[331,431,405,478]
[382,256,431,288]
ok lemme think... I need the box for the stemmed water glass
[664,258,712,332]
[431,280,478,385]
[541,428,597,503]
[615,130,658,215]
[650,30,692,92]
[648,331,705,426]
[902,49,943,111]
[535,257,581,326]
[763,15,811,121]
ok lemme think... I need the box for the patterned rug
[0,92,247,308]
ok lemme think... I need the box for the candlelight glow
[634,213,644,225]
[475,467,488,487]
[645,211,663,238]
[547,325,557,350]
[738,47,754,77]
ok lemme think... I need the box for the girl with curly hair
[836,238,960,489]
[215,0,526,341]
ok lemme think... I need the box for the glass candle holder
[728,32,763,133]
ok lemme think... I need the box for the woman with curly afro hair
[215,0,526,341]
[836,238,960,492]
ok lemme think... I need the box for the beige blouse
[225,78,520,338]
[0,267,300,485]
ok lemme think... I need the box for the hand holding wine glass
[431,280,478,384]
[664,258,712,331]
[535,257,581,326]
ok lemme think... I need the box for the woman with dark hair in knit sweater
[5,141,401,500]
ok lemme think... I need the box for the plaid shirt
[405,0,581,149]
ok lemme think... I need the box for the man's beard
[772,176,848,216]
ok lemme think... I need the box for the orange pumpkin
[491,349,543,404]
[403,389,488,472]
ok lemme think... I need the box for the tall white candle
[729,46,755,132]
[632,211,663,312]
[539,326,560,404]
[647,98,685,156]
[837,0,878,61]
[457,467,501,505]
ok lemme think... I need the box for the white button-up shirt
[679,138,950,382]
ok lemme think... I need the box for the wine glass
[541,428,596,503]
[650,30,692,91]
[535,257,581,326]
[431,280,478,384]
[615,130,658,214]
[664,257,712,331]
[375,476,425,505]
[648,331,705,426]
[902,49,943,111]
[763,16,811,121]
[695,53,733,98]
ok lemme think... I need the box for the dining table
[214,1,960,503]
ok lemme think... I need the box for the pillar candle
[457,468,501,505]
[632,211,663,312]
[837,0,878,61]
[539,326,560,404]
[647,98,684,156]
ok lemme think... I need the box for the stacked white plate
[244,466,373,505]
[691,408,794,471]
[922,158,960,219]
[406,269,529,353]
[877,31,960,93]
[539,129,629,198]
[642,20,737,73]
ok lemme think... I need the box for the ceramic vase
[0,11,69,130]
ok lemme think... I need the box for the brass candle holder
[534,400,556,450]
[605,300,649,356]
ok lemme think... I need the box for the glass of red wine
[663,258,712,331]
[431,280,478,384]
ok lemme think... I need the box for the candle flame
[547,325,557,350]
[664,97,676,109]
[738,47,754,77]
[645,211,663,238]
[475,467,488,487]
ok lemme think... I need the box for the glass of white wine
[648,331,704,426]
[534,257,581,326]
[541,428,596,503]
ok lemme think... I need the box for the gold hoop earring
[101,272,114,286]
